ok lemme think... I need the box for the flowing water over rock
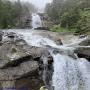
[52,54,90,90]
[32,14,42,29]
[3,29,90,90]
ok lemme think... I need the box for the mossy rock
[11,47,17,53]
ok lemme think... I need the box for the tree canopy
[0,0,36,29]
[45,0,90,34]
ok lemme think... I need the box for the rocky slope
[0,31,53,90]
[0,30,90,90]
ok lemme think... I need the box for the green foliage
[61,9,80,28]
[45,0,90,34]
[0,0,35,29]
[76,10,90,34]
[50,25,76,33]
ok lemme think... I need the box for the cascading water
[6,30,90,90]
[52,54,90,90]
[32,13,42,29]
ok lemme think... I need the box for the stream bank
[0,29,90,90]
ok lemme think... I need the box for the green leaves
[45,0,90,34]
[76,11,90,34]
[0,0,35,29]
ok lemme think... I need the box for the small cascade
[31,13,42,29]
[52,54,90,90]
[6,30,90,90]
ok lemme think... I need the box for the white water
[5,29,90,90]
[52,54,90,90]
[32,13,42,29]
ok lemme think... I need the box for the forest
[0,0,36,29]
[0,0,90,34]
[45,0,90,34]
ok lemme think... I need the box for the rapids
[5,29,90,90]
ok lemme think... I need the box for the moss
[11,47,17,53]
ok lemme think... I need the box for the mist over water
[11,0,52,12]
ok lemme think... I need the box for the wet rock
[0,61,39,80]
[0,60,40,90]
[79,38,90,46]
[34,27,49,30]
[0,31,4,42]
[29,46,53,61]
[79,35,87,38]
[0,43,32,68]
[54,38,63,45]
[74,47,90,61]
[15,39,27,46]
[46,45,76,59]
[0,32,54,90]
[7,32,16,39]
[3,32,24,44]
[16,76,44,90]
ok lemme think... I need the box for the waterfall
[31,13,42,29]
[6,30,90,90]
[52,54,90,90]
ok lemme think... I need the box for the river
[2,13,90,90]
[4,29,90,90]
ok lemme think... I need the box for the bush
[60,9,80,28]
[76,11,90,34]
[50,25,76,33]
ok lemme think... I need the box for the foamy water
[4,29,90,90]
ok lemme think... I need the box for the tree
[0,0,36,29]
[76,10,90,34]
[45,0,90,34]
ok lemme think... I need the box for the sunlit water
[4,29,90,90]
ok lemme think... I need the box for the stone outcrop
[79,38,90,46]
[0,32,53,90]
[74,47,90,61]
[74,36,90,61]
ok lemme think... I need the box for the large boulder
[79,38,90,46]
[0,61,39,80]
[0,43,32,68]
[34,27,49,30]
[0,32,53,90]
[0,60,41,90]
[74,47,90,61]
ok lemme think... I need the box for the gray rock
[79,38,90,46]
[0,61,39,80]
[0,31,53,90]
[0,43,32,68]
[0,31,4,41]
[74,47,90,61]
[29,46,51,59]
[54,38,63,45]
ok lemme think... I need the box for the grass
[50,25,77,33]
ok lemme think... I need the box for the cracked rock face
[0,32,53,90]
